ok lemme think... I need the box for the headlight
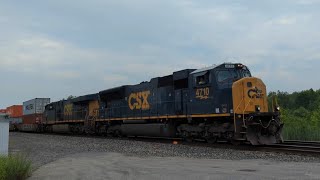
[256,106,261,112]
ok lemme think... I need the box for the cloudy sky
[0,0,319,108]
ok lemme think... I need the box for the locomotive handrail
[234,97,244,132]
[242,97,254,128]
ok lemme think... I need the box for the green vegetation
[67,95,77,100]
[0,154,32,180]
[269,89,320,141]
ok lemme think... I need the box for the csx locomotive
[42,63,283,145]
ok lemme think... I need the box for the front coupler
[245,112,283,145]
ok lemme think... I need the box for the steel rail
[260,141,320,154]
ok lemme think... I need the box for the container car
[20,98,50,132]
[6,105,23,118]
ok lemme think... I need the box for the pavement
[29,152,320,180]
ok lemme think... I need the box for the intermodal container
[22,114,43,124]
[23,98,50,115]
[0,109,6,114]
[6,105,23,118]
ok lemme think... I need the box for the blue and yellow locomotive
[43,63,283,145]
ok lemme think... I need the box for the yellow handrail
[242,97,253,128]
[234,97,244,133]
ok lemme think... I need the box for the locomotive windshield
[217,68,251,83]
[239,68,251,78]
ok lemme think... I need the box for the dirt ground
[29,152,320,180]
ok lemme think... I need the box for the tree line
[268,89,320,140]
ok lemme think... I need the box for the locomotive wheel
[206,137,217,144]
[231,140,241,146]
[113,130,122,137]
[75,127,81,135]
[182,131,193,142]
[185,137,193,143]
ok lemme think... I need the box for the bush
[0,154,31,180]
[269,90,320,141]
[283,125,320,141]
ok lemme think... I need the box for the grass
[0,154,32,180]
[283,125,320,141]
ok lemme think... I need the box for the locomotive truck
[39,63,283,145]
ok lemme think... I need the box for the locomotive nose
[232,77,268,114]
[232,77,284,145]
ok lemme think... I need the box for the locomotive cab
[188,63,283,145]
[190,63,253,115]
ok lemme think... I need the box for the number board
[225,64,235,68]
[195,87,210,100]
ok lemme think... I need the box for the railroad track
[261,140,320,154]
[283,140,320,147]
[125,138,320,155]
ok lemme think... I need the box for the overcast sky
[0,0,319,108]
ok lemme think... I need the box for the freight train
[18,63,283,145]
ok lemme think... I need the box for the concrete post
[0,121,9,156]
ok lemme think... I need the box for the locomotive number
[196,88,210,100]
[128,90,151,110]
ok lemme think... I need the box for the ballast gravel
[9,132,320,169]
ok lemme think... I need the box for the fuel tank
[121,123,177,137]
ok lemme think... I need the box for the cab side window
[194,72,210,86]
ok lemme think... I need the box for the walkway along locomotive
[41,63,283,145]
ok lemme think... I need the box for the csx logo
[248,87,263,99]
[64,104,73,115]
[128,91,151,110]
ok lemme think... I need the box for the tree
[311,106,320,127]
[67,95,77,100]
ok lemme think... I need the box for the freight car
[1,105,23,131]
[35,63,283,145]
[19,98,50,132]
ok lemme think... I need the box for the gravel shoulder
[9,132,320,179]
